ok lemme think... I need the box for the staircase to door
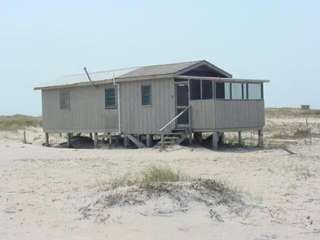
[158,81,192,150]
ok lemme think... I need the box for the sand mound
[79,179,248,223]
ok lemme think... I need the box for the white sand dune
[1,116,320,239]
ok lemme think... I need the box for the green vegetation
[0,115,41,131]
[140,166,183,184]
[266,107,320,118]
[105,166,183,190]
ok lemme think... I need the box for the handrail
[159,105,191,132]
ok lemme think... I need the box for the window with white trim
[141,84,152,105]
[105,87,117,108]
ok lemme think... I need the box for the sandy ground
[1,118,320,240]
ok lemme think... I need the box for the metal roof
[118,60,202,78]
[35,66,140,89]
[34,60,232,90]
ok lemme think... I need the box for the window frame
[215,82,225,99]
[59,89,71,110]
[201,80,213,100]
[105,86,117,109]
[190,79,201,100]
[248,83,263,100]
[141,84,152,106]
[231,83,243,100]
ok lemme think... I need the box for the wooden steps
[160,129,189,150]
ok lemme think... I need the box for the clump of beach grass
[102,166,184,191]
[140,165,183,184]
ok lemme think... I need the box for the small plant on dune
[100,166,183,191]
[140,166,183,184]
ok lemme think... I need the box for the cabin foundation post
[238,131,242,146]
[146,134,153,147]
[218,132,225,145]
[108,133,112,149]
[93,132,98,148]
[123,135,129,148]
[45,132,49,146]
[160,134,164,151]
[258,129,264,147]
[188,130,193,145]
[212,132,219,150]
[67,133,72,148]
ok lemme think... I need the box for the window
[141,85,152,105]
[190,80,201,100]
[248,83,263,100]
[59,90,70,109]
[215,82,225,99]
[202,80,213,99]
[105,87,116,108]
[231,83,242,100]
[216,82,231,99]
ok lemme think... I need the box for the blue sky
[0,0,319,115]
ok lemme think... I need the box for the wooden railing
[159,105,191,132]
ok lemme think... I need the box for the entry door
[175,83,189,127]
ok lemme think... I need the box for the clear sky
[1,0,319,115]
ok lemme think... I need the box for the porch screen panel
[190,80,201,100]
[202,80,213,99]
[231,83,242,100]
[215,82,225,99]
[248,83,262,100]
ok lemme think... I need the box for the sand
[1,117,320,239]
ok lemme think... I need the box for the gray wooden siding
[42,84,118,133]
[41,78,265,134]
[190,100,215,130]
[120,78,176,134]
[214,100,265,130]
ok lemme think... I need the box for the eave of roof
[33,60,235,90]
[176,75,269,83]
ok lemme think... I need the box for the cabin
[34,60,268,149]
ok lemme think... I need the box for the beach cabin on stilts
[34,60,268,149]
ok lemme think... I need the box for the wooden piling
[93,132,98,148]
[146,134,152,147]
[212,132,219,150]
[67,133,72,148]
[45,132,49,146]
[238,131,242,146]
[258,129,264,147]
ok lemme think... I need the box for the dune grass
[266,107,320,118]
[0,115,41,131]
[140,166,182,184]
[105,166,183,191]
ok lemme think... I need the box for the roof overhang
[176,75,270,83]
[34,73,176,90]
[176,60,232,78]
